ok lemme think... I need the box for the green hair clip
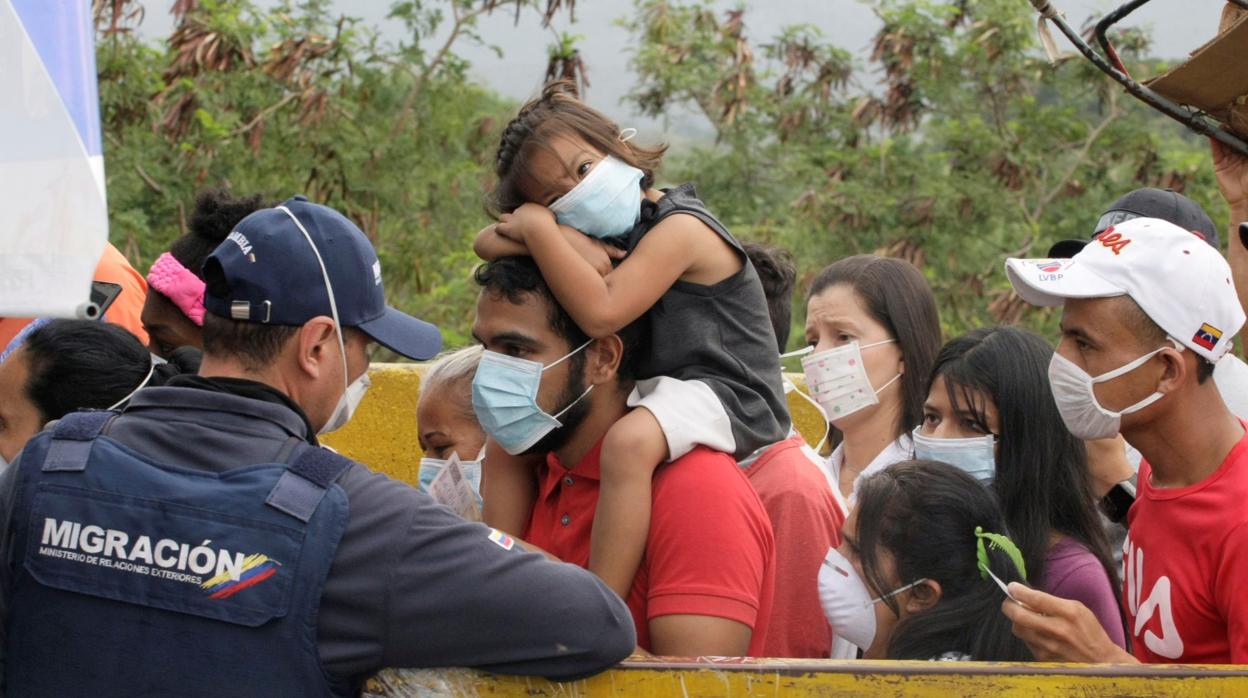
[975,526,1028,583]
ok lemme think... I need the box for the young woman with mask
[417,345,486,502]
[0,320,191,467]
[801,255,941,510]
[913,326,1127,649]
[818,460,1033,661]
[473,80,789,598]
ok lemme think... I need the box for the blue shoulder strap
[265,444,353,523]
[41,410,117,473]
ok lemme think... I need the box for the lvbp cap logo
[1034,260,1066,281]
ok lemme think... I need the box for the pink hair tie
[146,252,206,326]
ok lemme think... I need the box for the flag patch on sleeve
[487,528,515,551]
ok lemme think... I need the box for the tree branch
[1029,89,1121,223]
[229,92,299,137]
[388,2,491,140]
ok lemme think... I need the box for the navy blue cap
[203,196,441,360]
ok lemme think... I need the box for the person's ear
[585,335,623,385]
[1155,345,1189,394]
[297,317,338,380]
[904,579,942,614]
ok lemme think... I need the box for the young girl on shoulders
[474,81,790,597]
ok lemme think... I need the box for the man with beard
[471,256,777,656]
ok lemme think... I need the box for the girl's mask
[911,426,997,484]
[818,547,928,650]
[549,155,644,239]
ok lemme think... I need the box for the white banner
[0,0,107,318]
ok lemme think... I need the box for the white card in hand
[427,453,482,522]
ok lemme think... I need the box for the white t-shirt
[1215,353,1248,420]
[825,434,914,515]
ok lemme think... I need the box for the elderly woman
[417,345,486,495]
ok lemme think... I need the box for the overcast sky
[137,0,1227,139]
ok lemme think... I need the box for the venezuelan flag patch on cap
[1193,322,1223,351]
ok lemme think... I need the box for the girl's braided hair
[488,80,667,216]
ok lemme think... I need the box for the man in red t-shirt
[740,239,844,658]
[1001,217,1248,663]
[472,256,776,656]
[740,434,842,657]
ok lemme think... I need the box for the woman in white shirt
[801,255,941,512]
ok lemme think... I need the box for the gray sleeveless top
[625,184,791,459]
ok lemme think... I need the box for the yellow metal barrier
[322,364,829,486]
[364,659,1248,696]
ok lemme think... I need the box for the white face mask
[320,371,372,435]
[1047,342,1177,441]
[106,354,159,411]
[818,547,927,650]
[278,205,372,436]
[801,340,900,423]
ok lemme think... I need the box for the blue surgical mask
[419,450,484,505]
[911,425,997,484]
[549,155,644,238]
[472,340,594,455]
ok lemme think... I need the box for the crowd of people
[1,79,1248,693]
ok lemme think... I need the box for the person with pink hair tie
[142,189,268,357]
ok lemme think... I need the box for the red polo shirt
[525,440,775,655]
[744,435,843,657]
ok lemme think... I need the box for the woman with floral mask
[801,255,941,510]
[819,460,1033,661]
[913,326,1128,649]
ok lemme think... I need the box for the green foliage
[621,0,1223,349]
[97,0,532,350]
[98,0,1227,355]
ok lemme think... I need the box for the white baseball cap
[1005,217,1245,362]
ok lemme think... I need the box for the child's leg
[590,407,669,598]
[480,438,541,535]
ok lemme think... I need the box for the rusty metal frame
[1030,0,1248,156]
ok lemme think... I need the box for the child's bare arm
[475,221,625,276]
[474,223,529,261]
[496,203,704,337]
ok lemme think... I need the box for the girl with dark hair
[818,460,1033,661]
[802,255,942,511]
[0,320,193,466]
[472,80,790,599]
[913,326,1127,648]
[142,189,268,358]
